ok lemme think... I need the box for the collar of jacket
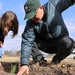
[42,6,47,22]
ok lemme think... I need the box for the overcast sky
[0,0,75,51]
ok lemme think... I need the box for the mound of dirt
[29,63,75,75]
[0,58,75,75]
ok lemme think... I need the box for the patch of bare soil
[0,58,75,75]
[29,58,75,75]
[29,63,75,75]
[0,62,19,75]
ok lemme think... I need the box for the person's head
[0,11,19,38]
[24,0,44,22]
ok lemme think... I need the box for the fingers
[0,41,3,47]
[26,68,29,75]
[17,70,29,75]
[17,69,25,75]
[17,65,29,75]
[0,43,3,47]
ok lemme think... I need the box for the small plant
[10,63,17,74]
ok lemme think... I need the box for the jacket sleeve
[20,21,35,66]
[50,0,74,13]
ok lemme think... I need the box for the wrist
[21,64,29,67]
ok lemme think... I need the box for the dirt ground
[0,57,75,75]
[29,58,75,75]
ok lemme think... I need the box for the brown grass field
[0,56,75,75]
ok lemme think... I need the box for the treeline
[4,50,21,57]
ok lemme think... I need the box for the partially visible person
[17,0,75,75]
[0,11,19,50]
[0,11,19,69]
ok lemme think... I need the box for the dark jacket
[21,0,75,66]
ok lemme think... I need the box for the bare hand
[0,41,3,47]
[17,65,29,75]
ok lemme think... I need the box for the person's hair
[0,11,19,38]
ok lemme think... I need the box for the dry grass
[0,55,75,64]
[0,56,20,63]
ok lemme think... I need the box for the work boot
[30,57,48,67]
[38,57,49,66]
[49,60,60,68]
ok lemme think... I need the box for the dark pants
[32,36,75,63]
[31,43,44,62]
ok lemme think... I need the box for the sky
[0,0,75,51]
